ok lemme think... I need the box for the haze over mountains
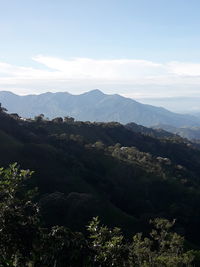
[139,96,200,114]
[0,89,200,128]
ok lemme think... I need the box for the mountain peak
[0,91,18,97]
[86,89,104,95]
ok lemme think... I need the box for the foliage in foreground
[0,164,197,266]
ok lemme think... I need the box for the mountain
[193,112,200,118]
[0,90,200,127]
[1,110,200,246]
[153,124,200,141]
[139,96,200,114]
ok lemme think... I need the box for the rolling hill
[1,109,200,246]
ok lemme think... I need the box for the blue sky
[1,0,200,111]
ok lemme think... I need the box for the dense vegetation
[0,164,197,266]
[1,107,200,264]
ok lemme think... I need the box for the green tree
[0,164,89,267]
[64,116,75,123]
[36,226,89,267]
[52,117,63,123]
[87,217,195,267]
[87,217,128,267]
[0,163,40,266]
[129,218,194,267]
[34,114,44,123]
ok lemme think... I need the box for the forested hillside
[1,107,200,252]
[0,164,196,266]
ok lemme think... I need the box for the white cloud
[167,61,200,76]
[32,56,164,80]
[0,56,200,98]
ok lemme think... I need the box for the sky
[1,0,200,112]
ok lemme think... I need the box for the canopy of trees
[0,164,197,266]
[0,108,200,263]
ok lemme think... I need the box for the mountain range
[0,89,200,128]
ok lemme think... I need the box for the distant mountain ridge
[0,89,200,127]
[153,124,200,141]
[126,122,177,139]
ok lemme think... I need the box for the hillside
[125,122,177,139]
[1,109,200,247]
[0,90,200,127]
[153,124,200,141]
